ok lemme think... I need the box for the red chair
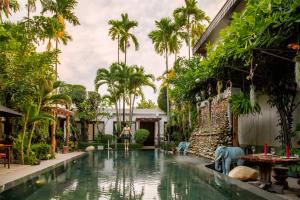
[0,153,7,167]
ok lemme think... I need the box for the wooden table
[0,144,12,168]
[240,154,300,184]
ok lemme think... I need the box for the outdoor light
[195,78,201,83]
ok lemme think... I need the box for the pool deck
[0,151,85,192]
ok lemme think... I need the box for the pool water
[1,150,270,200]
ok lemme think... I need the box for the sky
[11,0,227,104]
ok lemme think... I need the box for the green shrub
[229,92,261,116]
[31,143,53,160]
[135,129,150,145]
[96,134,117,144]
[160,141,177,151]
[69,141,78,151]
[25,151,39,165]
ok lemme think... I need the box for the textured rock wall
[188,97,232,160]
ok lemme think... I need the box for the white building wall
[97,108,167,142]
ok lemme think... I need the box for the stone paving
[0,151,84,192]
[276,177,300,200]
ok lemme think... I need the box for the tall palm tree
[119,13,139,65]
[149,17,177,139]
[108,19,122,63]
[118,13,139,124]
[173,0,209,59]
[26,0,37,20]
[41,0,80,79]
[0,0,19,22]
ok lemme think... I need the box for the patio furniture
[0,152,7,167]
[239,154,300,185]
[0,144,12,168]
[272,167,289,189]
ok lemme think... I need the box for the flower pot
[63,146,69,154]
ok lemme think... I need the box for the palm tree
[149,17,177,140]
[26,0,37,19]
[41,0,80,79]
[118,13,139,124]
[0,0,19,22]
[127,66,156,125]
[115,62,131,124]
[108,19,122,63]
[95,63,123,133]
[27,80,71,157]
[173,0,209,59]
[119,13,139,64]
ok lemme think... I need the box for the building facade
[84,108,167,146]
[192,0,300,148]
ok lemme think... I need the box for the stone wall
[188,96,233,160]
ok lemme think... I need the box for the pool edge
[173,154,285,200]
[0,151,86,193]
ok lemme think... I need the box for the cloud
[10,0,226,103]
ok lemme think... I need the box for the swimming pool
[0,150,280,200]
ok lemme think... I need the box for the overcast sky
[11,0,226,104]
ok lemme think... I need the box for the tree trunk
[115,101,121,134]
[187,16,191,59]
[165,46,170,142]
[129,93,136,126]
[124,40,127,65]
[66,115,70,146]
[51,114,57,154]
[122,40,127,125]
[26,122,36,158]
[129,94,132,125]
[117,35,120,64]
[122,92,126,124]
[27,98,42,158]
[55,40,59,80]
[21,120,28,165]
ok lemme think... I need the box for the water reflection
[0,151,267,200]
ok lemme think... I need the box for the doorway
[139,121,155,146]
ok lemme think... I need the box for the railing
[193,0,241,54]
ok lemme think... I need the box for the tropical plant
[127,66,156,124]
[95,63,123,132]
[0,0,19,22]
[96,134,117,144]
[137,99,156,109]
[108,18,122,63]
[134,129,150,145]
[157,87,167,113]
[173,0,209,59]
[118,13,139,123]
[118,13,139,64]
[41,0,80,78]
[229,92,261,116]
[149,17,177,134]
[31,143,52,160]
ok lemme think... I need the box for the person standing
[120,124,131,151]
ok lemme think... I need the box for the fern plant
[229,92,261,116]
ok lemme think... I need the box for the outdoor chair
[0,152,7,167]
